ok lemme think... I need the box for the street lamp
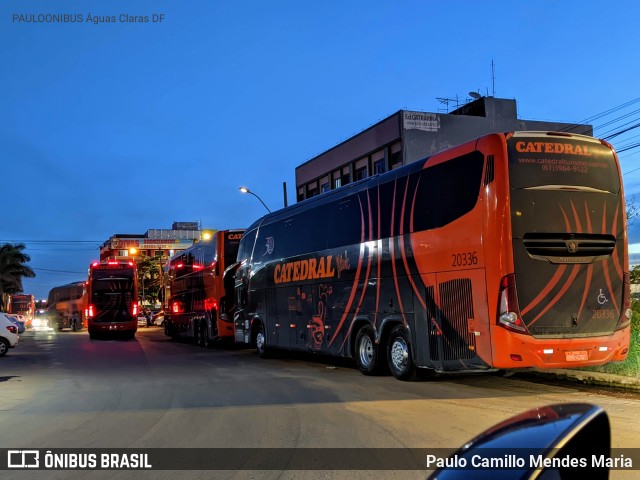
[239,186,272,213]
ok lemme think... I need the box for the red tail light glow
[172,301,183,314]
[88,305,95,318]
[497,274,530,334]
[132,303,138,316]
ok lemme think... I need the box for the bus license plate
[565,351,588,362]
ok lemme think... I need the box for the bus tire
[201,322,211,348]
[254,322,270,358]
[0,338,9,357]
[355,325,382,375]
[193,320,201,345]
[387,325,415,381]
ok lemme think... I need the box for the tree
[135,255,162,306]
[0,243,36,311]
[628,197,639,227]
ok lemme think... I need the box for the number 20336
[452,251,478,267]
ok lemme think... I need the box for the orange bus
[47,281,87,331]
[164,229,244,347]
[232,131,631,380]
[86,260,138,339]
[8,293,35,328]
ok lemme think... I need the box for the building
[99,222,214,261]
[295,96,593,201]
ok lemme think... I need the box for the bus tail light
[87,305,95,318]
[616,272,632,331]
[172,301,183,314]
[497,274,530,334]
[132,303,138,316]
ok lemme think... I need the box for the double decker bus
[164,229,244,347]
[86,260,138,339]
[8,293,35,328]
[46,281,87,331]
[232,131,631,380]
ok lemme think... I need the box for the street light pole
[239,187,272,213]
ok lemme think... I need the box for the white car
[0,312,20,357]
[6,314,26,334]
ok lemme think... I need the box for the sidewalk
[527,368,640,392]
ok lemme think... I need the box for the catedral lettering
[273,256,336,284]
[228,131,630,381]
[515,141,593,156]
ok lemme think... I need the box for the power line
[32,267,86,275]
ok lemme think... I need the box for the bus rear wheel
[387,325,415,381]
[193,321,202,345]
[201,322,211,348]
[355,325,382,375]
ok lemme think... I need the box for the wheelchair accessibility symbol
[597,289,609,305]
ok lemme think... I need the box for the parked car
[6,314,26,334]
[152,310,164,327]
[429,403,611,479]
[137,315,149,327]
[0,312,20,357]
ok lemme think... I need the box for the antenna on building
[436,95,460,113]
[491,59,496,97]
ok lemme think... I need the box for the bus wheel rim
[358,335,374,367]
[256,331,265,351]
[390,337,408,371]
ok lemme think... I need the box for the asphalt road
[2,327,640,480]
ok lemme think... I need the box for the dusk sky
[3,0,640,299]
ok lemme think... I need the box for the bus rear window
[507,137,620,193]
[92,269,134,280]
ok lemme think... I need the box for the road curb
[527,368,640,392]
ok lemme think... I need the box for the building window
[373,160,385,174]
[391,150,402,166]
[118,250,129,257]
[355,166,367,181]
[334,177,342,189]
[391,141,402,168]
[321,183,329,193]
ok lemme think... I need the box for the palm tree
[0,243,36,311]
